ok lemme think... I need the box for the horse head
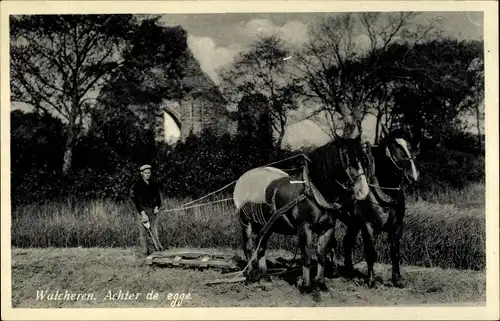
[336,133,371,201]
[380,124,420,184]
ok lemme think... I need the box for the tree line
[10,13,484,206]
[219,13,484,149]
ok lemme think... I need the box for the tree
[294,12,436,138]
[93,18,193,158]
[466,56,485,149]
[10,15,137,175]
[375,39,484,145]
[98,18,190,109]
[10,110,66,178]
[236,93,269,137]
[235,93,275,166]
[220,35,301,149]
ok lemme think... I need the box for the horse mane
[304,138,353,204]
[307,138,347,175]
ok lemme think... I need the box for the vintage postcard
[1,0,499,320]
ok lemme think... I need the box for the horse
[232,135,371,293]
[339,124,420,288]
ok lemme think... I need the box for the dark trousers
[137,208,163,256]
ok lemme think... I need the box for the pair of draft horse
[233,126,420,293]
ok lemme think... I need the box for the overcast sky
[159,12,483,85]
[156,11,482,147]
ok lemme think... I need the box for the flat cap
[139,164,152,171]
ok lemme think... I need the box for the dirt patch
[11,247,486,308]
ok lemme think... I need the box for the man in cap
[130,164,164,256]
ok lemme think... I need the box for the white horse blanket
[233,167,289,210]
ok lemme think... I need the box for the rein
[362,142,404,203]
[377,141,416,191]
[336,144,367,191]
[384,144,416,172]
[368,184,401,191]
[161,153,311,212]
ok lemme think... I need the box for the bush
[11,125,291,205]
[413,146,484,191]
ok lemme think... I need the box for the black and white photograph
[1,1,498,320]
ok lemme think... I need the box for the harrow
[145,248,293,285]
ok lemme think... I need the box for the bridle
[383,139,417,186]
[385,145,414,172]
[336,142,367,191]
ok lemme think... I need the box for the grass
[408,181,485,207]
[11,247,486,308]
[11,182,485,271]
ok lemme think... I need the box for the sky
[159,12,483,85]
[11,11,484,149]
[156,11,483,148]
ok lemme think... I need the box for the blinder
[384,143,416,171]
[337,140,368,191]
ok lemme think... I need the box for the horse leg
[328,218,341,277]
[256,233,272,283]
[298,222,314,293]
[361,222,377,288]
[389,217,405,288]
[239,212,256,281]
[343,221,360,278]
[316,226,335,292]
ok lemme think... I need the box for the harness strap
[369,176,396,205]
[270,188,295,230]
[385,145,405,171]
[302,164,342,211]
[257,194,307,241]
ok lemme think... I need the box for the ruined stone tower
[96,23,237,145]
[155,86,236,144]
[153,41,237,144]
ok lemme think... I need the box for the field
[11,247,485,308]
[10,182,486,307]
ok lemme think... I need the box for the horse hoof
[366,278,376,288]
[342,266,356,279]
[317,281,329,292]
[330,269,341,278]
[261,274,272,283]
[392,278,406,288]
[246,271,260,283]
[258,273,272,287]
[311,290,321,302]
[298,284,314,294]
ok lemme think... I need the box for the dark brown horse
[339,125,420,288]
[233,136,371,293]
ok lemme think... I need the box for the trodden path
[10,247,485,308]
